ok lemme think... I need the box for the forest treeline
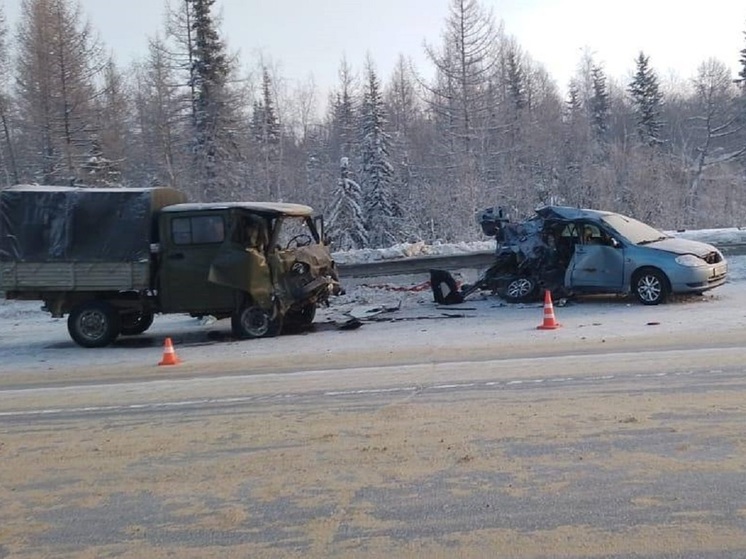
[3,0,746,248]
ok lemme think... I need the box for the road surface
[1,287,746,558]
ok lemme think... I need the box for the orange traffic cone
[537,290,561,330]
[158,337,181,366]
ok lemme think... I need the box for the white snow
[1,229,745,375]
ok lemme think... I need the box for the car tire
[120,311,155,336]
[633,268,669,305]
[232,303,283,339]
[502,276,539,303]
[67,300,121,348]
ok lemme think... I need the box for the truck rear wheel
[231,303,283,339]
[120,311,155,336]
[67,301,121,348]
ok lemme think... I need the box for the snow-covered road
[1,255,745,381]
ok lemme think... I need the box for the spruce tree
[360,63,399,248]
[186,0,244,200]
[324,58,366,248]
[737,25,746,86]
[589,64,610,153]
[628,52,664,146]
[250,66,281,199]
[326,156,367,250]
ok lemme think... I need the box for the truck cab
[154,202,341,340]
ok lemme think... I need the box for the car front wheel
[633,269,669,305]
[502,276,539,303]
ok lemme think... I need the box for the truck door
[568,222,625,289]
[159,212,235,313]
[207,213,274,309]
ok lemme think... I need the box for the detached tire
[232,303,283,339]
[120,311,155,336]
[633,268,669,305]
[67,301,121,348]
[502,276,539,303]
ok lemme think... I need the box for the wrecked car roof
[535,206,614,221]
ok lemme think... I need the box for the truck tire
[231,303,283,339]
[67,301,121,348]
[120,311,155,336]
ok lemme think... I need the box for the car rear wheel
[67,300,121,348]
[633,269,669,305]
[232,303,283,339]
[502,276,539,303]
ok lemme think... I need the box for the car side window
[171,216,225,245]
[582,223,613,246]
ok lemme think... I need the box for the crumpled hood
[645,237,718,258]
[294,244,340,280]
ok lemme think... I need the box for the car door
[159,212,235,313]
[568,222,625,289]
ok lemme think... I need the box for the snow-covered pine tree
[559,79,586,205]
[327,59,358,170]
[326,156,367,250]
[186,0,244,201]
[737,25,746,87]
[588,64,610,157]
[384,55,424,242]
[360,62,399,248]
[628,52,664,147]
[324,59,366,248]
[88,59,129,186]
[250,66,282,200]
[81,137,121,186]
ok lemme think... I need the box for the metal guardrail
[337,242,746,279]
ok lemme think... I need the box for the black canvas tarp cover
[0,185,186,262]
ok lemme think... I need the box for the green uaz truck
[0,185,342,347]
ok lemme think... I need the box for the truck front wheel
[283,304,317,332]
[231,303,283,339]
[67,301,121,348]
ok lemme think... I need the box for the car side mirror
[610,237,621,248]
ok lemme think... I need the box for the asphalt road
[2,327,746,558]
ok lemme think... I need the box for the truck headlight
[292,262,309,275]
[675,254,706,267]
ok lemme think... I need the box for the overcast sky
[4,0,746,96]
